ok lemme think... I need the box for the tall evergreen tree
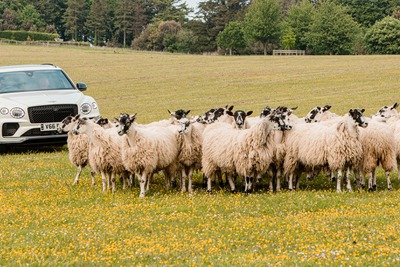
[86,0,109,45]
[64,0,89,41]
[115,0,146,47]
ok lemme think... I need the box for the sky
[185,0,200,12]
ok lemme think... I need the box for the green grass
[1,44,400,266]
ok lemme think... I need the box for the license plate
[40,123,59,131]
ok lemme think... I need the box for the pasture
[1,44,400,266]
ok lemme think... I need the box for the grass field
[1,44,400,266]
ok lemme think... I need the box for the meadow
[1,44,400,266]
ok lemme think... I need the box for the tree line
[0,0,399,55]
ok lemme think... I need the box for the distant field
[1,44,399,121]
[1,44,400,266]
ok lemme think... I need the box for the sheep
[243,106,297,191]
[176,117,205,193]
[117,113,179,197]
[356,120,396,191]
[284,109,368,192]
[73,115,128,192]
[202,108,293,193]
[227,110,253,129]
[168,109,190,120]
[372,103,399,122]
[304,105,339,123]
[199,105,234,124]
[305,105,396,191]
[372,103,400,181]
[58,115,95,186]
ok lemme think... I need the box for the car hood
[0,90,85,108]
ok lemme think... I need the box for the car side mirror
[76,82,87,91]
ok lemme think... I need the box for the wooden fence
[272,50,305,56]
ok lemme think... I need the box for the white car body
[0,64,100,146]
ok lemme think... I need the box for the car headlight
[81,103,92,114]
[0,107,9,115]
[92,102,98,109]
[10,107,25,119]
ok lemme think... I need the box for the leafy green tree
[192,0,249,52]
[336,0,399,28]
[364,16,400,54]
[0,8,19,30]
[305,0,361,55]
[285,0,314,50]
[281,27,295,49]
[175,29,198,53]
[18,4,45,31]
[243,0,283,55]
[216,21,246,55]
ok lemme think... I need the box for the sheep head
[118,113,137,136]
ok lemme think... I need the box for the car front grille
[28,104,78,123]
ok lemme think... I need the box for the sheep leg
[111,173,116,193]
[345,168,352,192]
[73,165,83,185]
[145,174,152,192]
[139,173,147,198]
[107,172,111,191]
[101,171,107,192]
[276,169,282,192]
[368,172,373,191]
[181,169,187,193]
[188,168,194,194]
[288,174,294,191]
[269,178,274,192]
[244,176,253,194]
[295,174,301,190]
[372,168,377,191]
[336,170,342,192]
[90,169,96,185]
[207,174,214,193]
[385,170,392,190]
[226,174,236,193]
[353,168,361,189]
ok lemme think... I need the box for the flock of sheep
[58,102,400,197]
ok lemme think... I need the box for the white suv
[0,64,100,146]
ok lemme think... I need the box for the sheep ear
[185,110,191,116]
[349,109,354,115]
[168,109,174,116]
[74,114,80,120]
[361,108,365,113]
[227,111,234,116]
[113,117,119,123]
[392,103,398,110]
[228,105,234,111]
[323,105,332,111]
[129,113,137,122]
[247,111,253,116]
[290,106,298,111]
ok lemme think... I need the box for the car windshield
[0,70,75,93]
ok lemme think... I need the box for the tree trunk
[229,48,232,56]
[123,29,126,48]
[263,42,268,55]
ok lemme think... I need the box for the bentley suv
[0,64,100,146]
